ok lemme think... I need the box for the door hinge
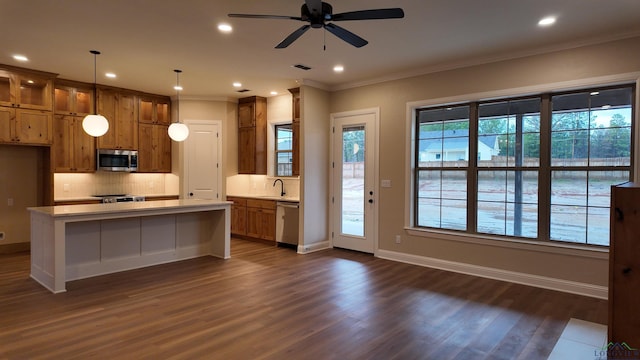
[331,231,334,238]
[332,162,334,168]
[216,163,219,168]
[332,196,334,204]
[332,126,335,133]
[216,132,219,138]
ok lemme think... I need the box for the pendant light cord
[90,50,100,115]
[174,69,182,124]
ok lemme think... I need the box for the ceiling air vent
[293,64,312,71]
[236,89,251,93]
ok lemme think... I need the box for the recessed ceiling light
[602,105,611,110]
[270,91,278,96]
[105,73,116,79]
[538,16,556,27]
[590,91,600,96]
[333,65,344,73]
[13,55,28,62]
[218,23,233,33]
[27,80,34,84]
[173,85,183,91]
[233,82,242,88]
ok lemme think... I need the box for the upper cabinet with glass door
[54,80,93,116]
[139,96,171,125]
[0,66,54,111]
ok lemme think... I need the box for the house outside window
[275,124,293,176]
[414,84,635,246]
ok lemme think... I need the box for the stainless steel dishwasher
[276,201,299,247]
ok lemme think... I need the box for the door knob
[189,192,194,197]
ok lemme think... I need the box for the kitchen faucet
[273,178,286,197]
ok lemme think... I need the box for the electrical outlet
[0,232,5,241]
[395,235,401,244]
[7,198,13,206]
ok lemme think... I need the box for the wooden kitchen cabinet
[97,87,138,150]
[54,80,93,116]
[138,123,171,172]
[246,199,276,242]
[0,106,52,145]
[0,66,54,111]
[139,96,170,126]
[237,96,267,174]
[0,66,54,145]
[52,114,96,172]
[227,196,248,236]
[609,182,640,346]
[52,81,95,172]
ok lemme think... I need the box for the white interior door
[331,110,378,253]
[183,121,221,200]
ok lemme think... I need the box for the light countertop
[226,194,299,202]
[29,199,231,217]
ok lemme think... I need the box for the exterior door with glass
[331,109,378,253]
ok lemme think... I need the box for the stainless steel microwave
[97,149,138,172]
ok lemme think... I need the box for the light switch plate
[381,180,392,188]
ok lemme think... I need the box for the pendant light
[168,69,189,142]
[82,50,109,137]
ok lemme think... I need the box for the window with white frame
[414,84,635,246]
[275,124,293,176]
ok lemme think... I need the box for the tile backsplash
[226,174,300,199]
[54,172,179,199]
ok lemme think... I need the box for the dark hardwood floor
[0,239,606,359]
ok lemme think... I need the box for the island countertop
[29,199,231,218]
[29,199,231,293]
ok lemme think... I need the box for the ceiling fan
[228,0,404,49]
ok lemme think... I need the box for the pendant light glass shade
[82,114,109,137]
[168,122,189,142]
[169,69,189,142]
[83,50,109,137]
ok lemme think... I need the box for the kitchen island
[29,199,231,293]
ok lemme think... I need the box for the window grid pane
[477,171,538,238]
[275,124,293,176]
[416,105,469,231]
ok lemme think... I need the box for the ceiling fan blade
[331,8,405,21]
[324,23,368,48]
[275,25,311,48]
[228,14,302,21]
[304,0,323,17]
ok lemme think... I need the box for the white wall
[299,85,331,250]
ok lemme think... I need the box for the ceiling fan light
[82,114,109,137]
[168,122,189,142]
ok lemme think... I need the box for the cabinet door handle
[615,207,624,221]
[623,267,632,275]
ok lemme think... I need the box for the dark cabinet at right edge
[609,182,640,346]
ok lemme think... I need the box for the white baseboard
[376,249,608,299]
[298,240,331,254]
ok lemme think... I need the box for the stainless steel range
[95,195,146,203]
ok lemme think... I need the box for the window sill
[405,227,608,260]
